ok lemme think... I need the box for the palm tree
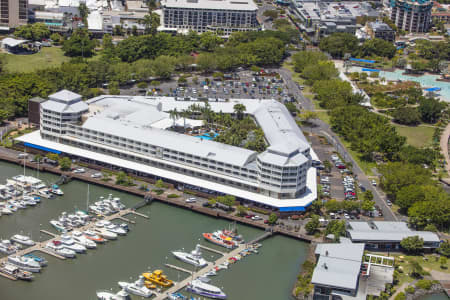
[139,12,160,35]
[233,104,246,120]
[169,108,178,127]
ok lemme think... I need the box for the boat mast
[23,149,26,177]
[86,184,90,211]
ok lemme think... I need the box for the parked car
[251,215,262,221]
[73,168,86,173]
[185,197,197,203]
[371,180,377,186]
[91,173,102,178]
[386,200,392,206]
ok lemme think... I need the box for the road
[277,64,398,221]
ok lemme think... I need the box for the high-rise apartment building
[390,0,433,33]
[0,0,28,29]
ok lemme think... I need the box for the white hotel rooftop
[18,90,317,212]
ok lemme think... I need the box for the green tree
[324,199,342,212]
[439,256,447,269]
[324,220,346,241]
[423,224,437,232]
[152,55,175,79]
[139,12,160,35]
[14,23,50,41]
[155,179,167,189]
[418,97,446,123]
[363,190,374,201]
[302,61,338,84]
[236,205,247,217]
[361,199,375,212]
[319,33,359,58]
[305,215,320,235]
[46,153,59,162]
[197,53,218,73]
[396,185,426,211]
[400,236,424,254]
[438,241,450,257]
[292,51,328,73]
[312,79,353,108]
[408,196,450,230]
[393,107,421,125]
[359,38,396,58]
[216,195,236,209]
[199,32,222,51]
[78,3,89,24]
[268,213,278,225]
[233,103,246,120]
[108,81,120,95]
[50,33,63,45]
[58,157,72,171]
[115,171,127,185]
[62,29,95,57]
[262,10,278,19]
[410,260,424,277]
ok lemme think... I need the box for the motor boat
[9,200,26,209]
[49,184,64,196]
[71,231,96,249]
[7,256,41,273]
[0,263,34,281]
[186,280,227,299]
[93,228,117,240]
[168,293,187,300]
[11,234,35,246]
[204,269,217,277]
[142,270,173,288]
[50,220,68,233]
[118,276,153,298]
[202,232,236,249]
[38,189,54,199]
[23,198,37,206]
[83,230,106,243]
[96,288,130,300]
[59,235,87,253]
[103,222,127,236]
[172,244,208,268]
[0,240,18,255]
[45,241,76,258]
[23,254,48,267]
[1,206,12,215]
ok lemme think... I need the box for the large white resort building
[18,90,317,212]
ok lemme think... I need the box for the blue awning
[362,68,380,72]
[279,206,307,212]
[350,58,375,64]
[424,87,441,92]
[23,142,61,154]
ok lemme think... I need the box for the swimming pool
[349,67,450,102]
[194,133,219,140]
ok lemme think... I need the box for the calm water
[349,67,450,102]
[420,293,449,300]
[0,161,308,300]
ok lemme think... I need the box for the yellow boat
[142,270,174,288]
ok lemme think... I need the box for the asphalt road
[277,65,398,221]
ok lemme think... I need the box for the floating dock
[197,245,225,256]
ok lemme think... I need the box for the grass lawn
[316,111,330,125]
[1,47,70,73]
[393,124,435,148]
[341,139,376,176]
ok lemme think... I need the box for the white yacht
[186,280,227,299]
[45,241,76,258]
[83,230,106,243]
[0,240,18,255]
[9,200,26,209]
[7,256,41,273]
[11,234,35,246]
[118,276,153,298]
[49,184,64,195]
[1,206,13,215]
[96,289,130,300]
[99,221,127,236]
[50,220,68,233]
[38,189,54,199]
[93,228,117,240]
[8,175,46,190]
[71,231,97,249]
[172,244,208,268]
[59,235,87,253]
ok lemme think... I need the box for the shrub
[416,279,432,290]
[167,194,179,198]
[405,286,415,294]
[394,292,405,300]
[250,207,270,215]
[152,189,164,195]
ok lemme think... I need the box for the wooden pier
[39,230,57,237]
[37,248,66,260]
[0,272,18,281]
[129,210,150,219]
[164,264,193,275]
[153,244,247,300]
[197,245,225,256]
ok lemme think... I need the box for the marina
[0,160,309,300]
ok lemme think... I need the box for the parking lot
[144,69,295,103]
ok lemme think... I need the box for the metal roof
[49,90,82,103]
[41,99,88,113]
[312,243,365,291]
[347,221,440,243]
[1,38,28,48]
[162,0,258,11]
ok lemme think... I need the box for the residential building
[390,0,433,33]
[366,21,396,42]
[160,0,260,35]
[432,11,450,23]
[0,0,27,30]
[292,1,378,36]
[18,91,317,212]
[346,221,441,250]
[312,243,394,300]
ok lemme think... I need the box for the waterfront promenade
[0,150,320,244]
